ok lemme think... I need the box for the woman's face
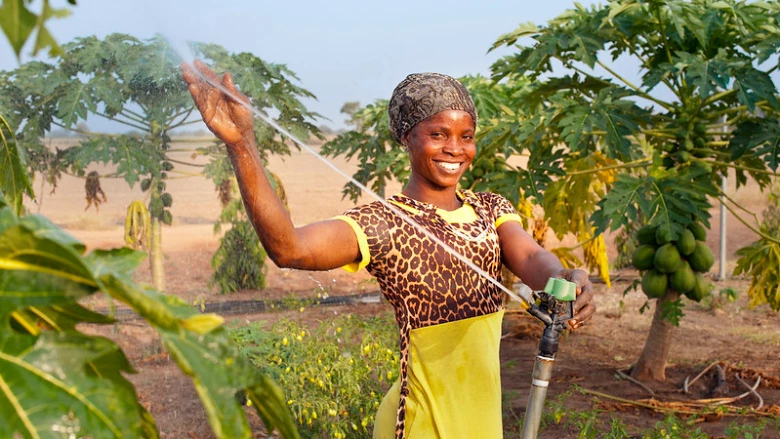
[403,109,476,191]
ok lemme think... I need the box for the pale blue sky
[1,0,600,131]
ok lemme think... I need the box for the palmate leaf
[64,135,161,187]
[0,205,299,438]
[0,0,72,60]
[646,175,711,242]
[591,173,649,235]
[0,114,34,215]
[729,119,780,171]
[0,239,156,438]
[732,65,780,112]
[734,237,780,310]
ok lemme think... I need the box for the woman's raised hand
[181,60,254,148]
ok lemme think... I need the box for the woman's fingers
[559,269,595,330]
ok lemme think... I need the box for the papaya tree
[0,33,320,292]
[489,0,780,381]
[0,21,300,439]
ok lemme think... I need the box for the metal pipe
[521,354,555,439]
[719,116,728,280]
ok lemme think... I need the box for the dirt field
[28,138,780,438]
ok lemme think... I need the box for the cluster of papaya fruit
[632,222,714,301]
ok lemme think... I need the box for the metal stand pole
[520,278,575,439]
[521,325,561,439]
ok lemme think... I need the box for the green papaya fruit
[675,229,696,256]
[655,227,672,245]
[637,225,657,246]
[685,273,711,302]
[688,222,707,241]
[632,245,656,270]
[654,243,682,273]
[689,242,715,272]
[670,261,695,294]
[642,269,668,299]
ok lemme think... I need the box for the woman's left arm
[498,221,596,329]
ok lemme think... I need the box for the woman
[181,61,596,439]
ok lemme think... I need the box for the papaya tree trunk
[631,290,680,381]
[150,215,165,291]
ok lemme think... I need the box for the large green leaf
[0,114,34,215]
[591,173,649,235]
[0,0,73,60]
[0,0,37,58]
[729,119,780,171]
[0,206,299,438]
[734,237,780,310]
[0,248,153,438]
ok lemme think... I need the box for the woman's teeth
[437,162,460,172]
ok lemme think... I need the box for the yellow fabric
[495,213,523,229]
[388,198,478,224]
[373,310,505,438]
[333,215,370,272]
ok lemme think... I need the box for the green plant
[231,313,399,439]
[735,180,780,309]
[211,219,268,293]
[0,191,298,438]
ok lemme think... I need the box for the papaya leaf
[0,331,156,439]
[732,66,780,112]
[729,119,780,171]
[734,238,780,310]
[591,174,649,235]
[0,114,34,215]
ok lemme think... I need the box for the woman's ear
[401,133,410,151]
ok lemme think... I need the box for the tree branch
[566,157,652,176]
[95,112,149,132]
[165,157,206,168]
[721,198,780,245]
[51,121,121,138]
[698,158,777,176]
[596,60,674,111]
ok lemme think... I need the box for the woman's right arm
[181,60,360,270]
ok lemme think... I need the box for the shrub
[231,312,399,438]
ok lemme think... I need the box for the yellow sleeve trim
[495,213,522,229]
[333,215,370,273]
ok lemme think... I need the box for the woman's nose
[442,138,464,155]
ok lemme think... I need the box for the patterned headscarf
[388,72,477,145]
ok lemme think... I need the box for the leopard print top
[340,190,517,439]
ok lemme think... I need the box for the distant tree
[340,101,360,118]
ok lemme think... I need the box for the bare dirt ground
[28,138,780,438]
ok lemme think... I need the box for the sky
[1,0,600,131]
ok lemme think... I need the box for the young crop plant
[231,313,399,439]
[490,0,780,381]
